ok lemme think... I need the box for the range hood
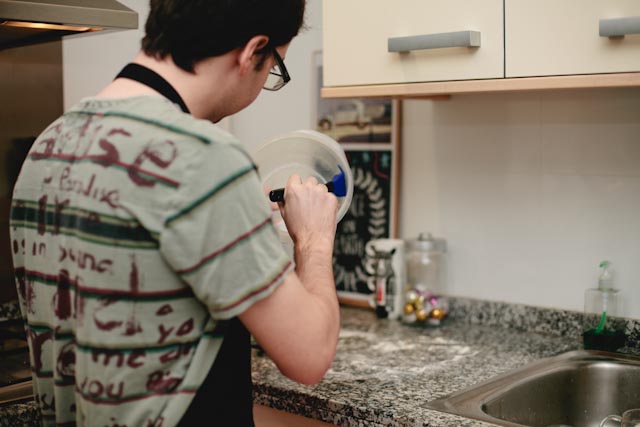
[0,0,138,51]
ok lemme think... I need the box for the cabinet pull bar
[599,16,640,37]
[388,31,481,53]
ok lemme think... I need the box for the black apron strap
[115,63,190,114]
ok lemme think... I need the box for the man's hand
[278,174,338,252]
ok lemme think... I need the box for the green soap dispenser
[582,261,626,351]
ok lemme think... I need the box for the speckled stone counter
[3,297,639,427]
[251,305,584,427]
[0,403,38,427]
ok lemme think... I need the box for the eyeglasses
[263,48,291,91]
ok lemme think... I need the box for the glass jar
[403,233,448,326]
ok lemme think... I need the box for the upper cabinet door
[506,0,640,78]
[322,0,504,87]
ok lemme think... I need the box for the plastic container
[582,261,626,351]
[252,130,354,255]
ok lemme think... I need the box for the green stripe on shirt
[69,110,213,145]
[165,165,255,225]
[10,201,159,249]
[26,322,223,348]
[15,268,194,302]
[213,259,292,314]
[176,216,272,275]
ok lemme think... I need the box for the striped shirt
[10,96,292,427]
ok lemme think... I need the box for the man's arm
[239,175,340,385]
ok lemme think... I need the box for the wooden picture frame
[311,50,401,308]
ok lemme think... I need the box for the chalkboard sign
[333,148,394,297]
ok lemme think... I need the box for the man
[9,1,340,426]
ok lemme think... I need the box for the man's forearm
[294,242,340,355]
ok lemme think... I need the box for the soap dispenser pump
[582,261,626,351]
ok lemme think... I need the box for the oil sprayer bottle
[364,239,405,320]
[582,261,626,351]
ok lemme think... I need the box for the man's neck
[96,51,234,122]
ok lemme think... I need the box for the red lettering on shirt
[28,328,54,375]
[120,256,143,337]
[59,245,114,274]
[93,129,126,167]
[31,242,46,257]
[128,350,146,368]
[146,417,164,427]
[157,324,174,345]
[79,376,125,400]
[129,140,177,187]
[58,167,121,209]
[158,345,192,364]
[156,304,173,316]
[37,195,47,235]
[35,194,70,236]
[55,341,76,380]
[53,269,73,321]
[91,349,146,369]
[146,371,180,393]
[53,196,70,235]
[157,318,194,344]
[176,319,194,336]
[94,299,123,331]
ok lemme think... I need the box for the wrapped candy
[402,288,449,326]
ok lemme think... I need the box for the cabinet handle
[388,31,481,53]
[599,16,640,37]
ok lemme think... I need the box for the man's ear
[238,35,270,76]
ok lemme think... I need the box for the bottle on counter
[402,233,448,326]
[364,239,405,320]
[582,260,626,351]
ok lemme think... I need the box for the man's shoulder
[67,95,239,147]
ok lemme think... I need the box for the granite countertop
[3,298,639,427]
[251,306,581,427]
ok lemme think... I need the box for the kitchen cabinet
[321,0,640,98]
[506,0,640,77]
[322,0,504,88]
[253,404,337,426]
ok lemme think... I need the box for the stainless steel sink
[425,350,640,427]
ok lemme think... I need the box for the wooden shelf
[321,72,640,99]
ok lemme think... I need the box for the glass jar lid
[406,232,447,253]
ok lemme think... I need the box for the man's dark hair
[142,0,306,72]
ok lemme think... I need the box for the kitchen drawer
[506,0,640,77]
[322,0,504,87]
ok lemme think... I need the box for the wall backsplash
[400,89,640,319]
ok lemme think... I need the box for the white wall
[229,0,323,152]
[63,0,148,109]
[401,90,640,318]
